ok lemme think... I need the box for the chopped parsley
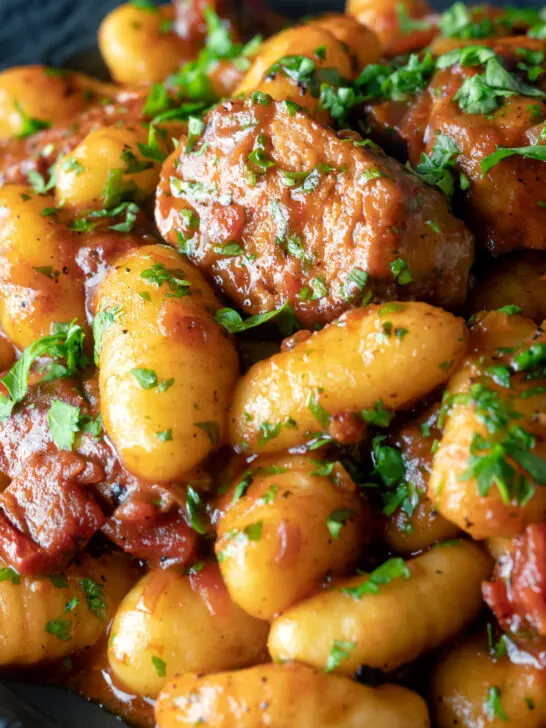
[390,258,413,285]
[81,578,107,621]
[368,436,420,519]
[14,99,51,138]
[64,597,79,612]
[361,399,394,427]
[411,133,462,199]
[450,379,546,505]
[396,4,432,33]
[47,400,81,451]
[0,322,87,421]
[92,305,123,365]
[246,133,276,181]
[0,567,20,584]
[131,368,158,390]
[257,421,282,447]
[498,305,523,315]
[340,558,412,600]
[185,116,206,152]
[484,685,508,721]
[307,392,330,429]
[151,656,167,677]
[437,46,546,115]
[325,640,356,672]
[438,2,496,39]
[194,420,220,445]
[355,53,436,103]
[232,469,253,504]
[481,141,546,175]
[213,242,244,257]
[186,486,208,534]
[361,167,386,183]
[171,8,262,104]
[326,509,354,539]
[45,617,72,641]
[140,263,191,298]
[214,302,299,337]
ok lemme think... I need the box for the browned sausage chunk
[156,98,474,327]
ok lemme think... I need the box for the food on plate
[0,1,545,726]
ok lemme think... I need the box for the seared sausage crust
[156,98,474,326]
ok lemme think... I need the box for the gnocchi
[215,455,372,619]
[95,244,239,481]
[108,563,268,697]
[156,664,431,728]
[268,541,491,673]
[230,303,468,454]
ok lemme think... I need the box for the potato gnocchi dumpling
[0,66,117,141]
[95,244,239,481]
[429,311,546,538]
[346,0,436,56]
[268,541,491,673]
[0,552,135,665]
[469,252,546,323]
[55,126,161,211]
[99,3,194,84]
[215,455,371,619]
[156,664,431,728]
[230,303,468,454]
[108,563,268,697]
[432,637,546,728]
[234,25,354,122]
[0,185,87,349]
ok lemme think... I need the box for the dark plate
[0,0,544,725]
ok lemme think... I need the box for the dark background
[0,0,543,725]
[0,0,334,69]
[1,0,540,70]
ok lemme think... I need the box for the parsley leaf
[390,258,413,285]
[80,578,107,621]
[0,322,87,420]
[340,558,412,599]
[412,133,461,199]
[439,2,496,39]
[186,486,208,534]
[194,420,220,445]
[484,685,508,721]
[92,306,123,365]
[481,142,546,175]
[396,3,432,33]
[140,263,191,298]
[131,368,158,390]
[361,399,394,427]
[0,566,20,584]
[326,509,354,539]
[48,400,81,451]
[45,617,72,641]
[151,656,167,677]
[325,640,356,672]
[214,302,299,337]
[355,53,436,103]
[14,100,51,138]
[307,392,330,429]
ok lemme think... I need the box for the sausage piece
[156,98,474,328]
